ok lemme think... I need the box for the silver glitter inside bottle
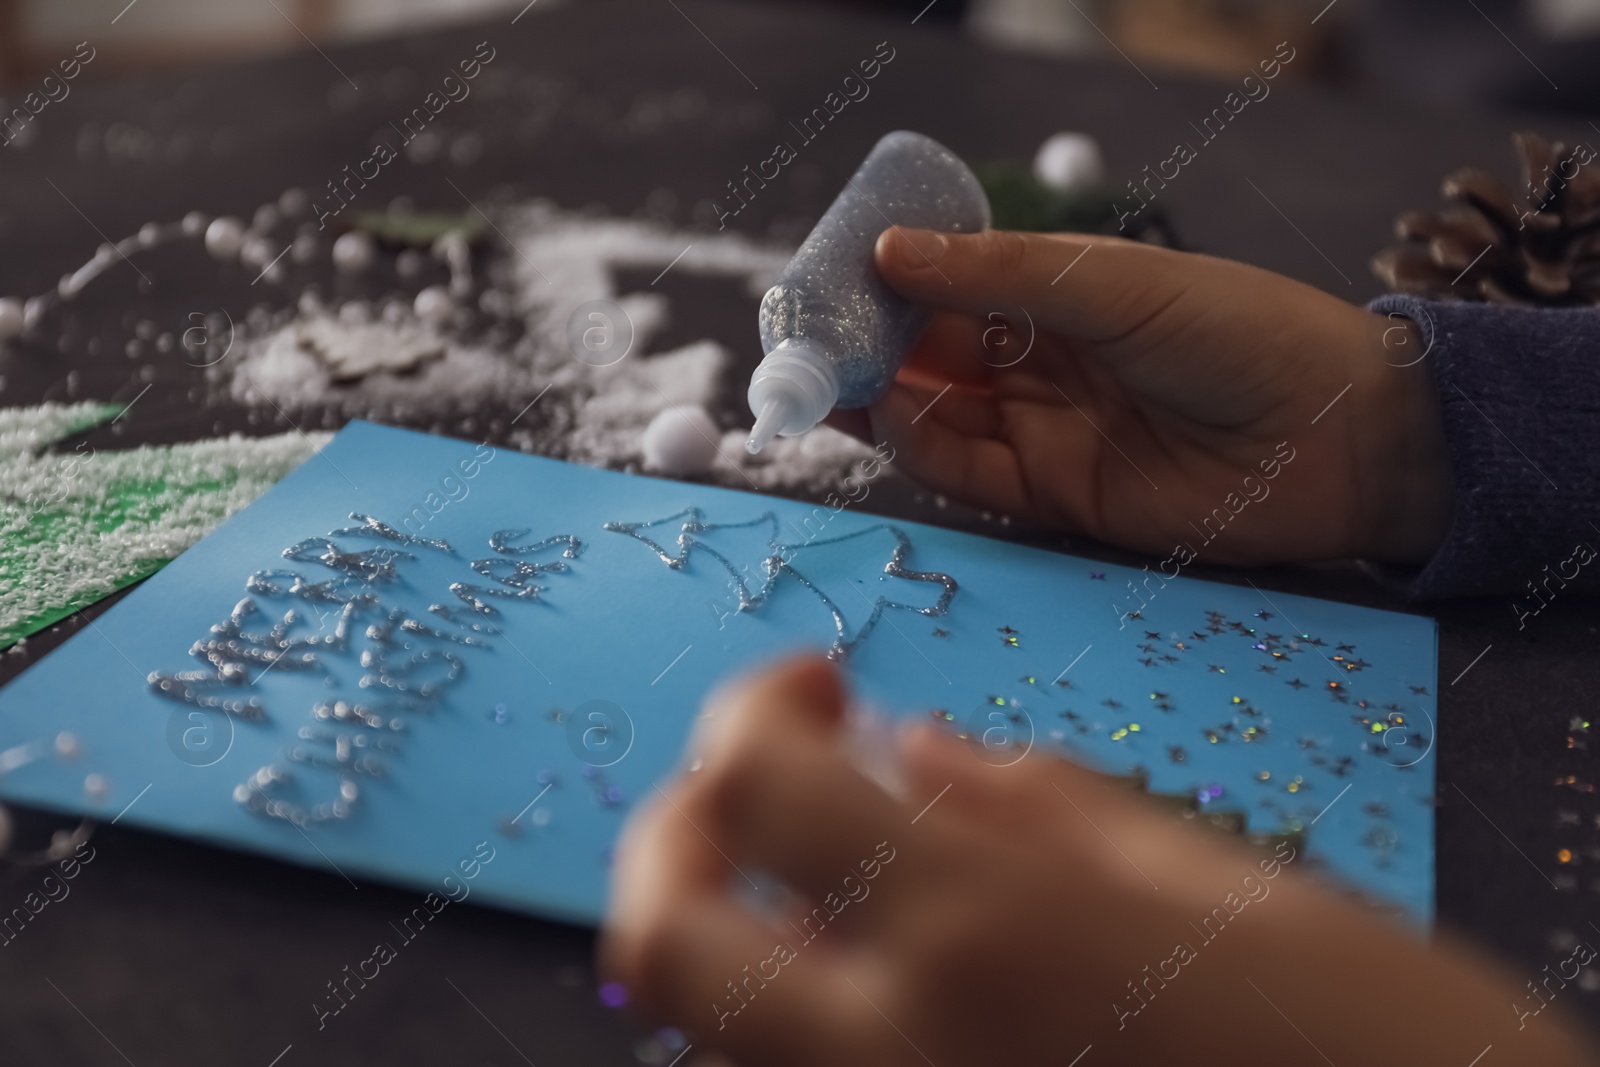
[747,131,989,453]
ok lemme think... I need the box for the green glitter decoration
[352,211,485,247]
[0,402,329,650]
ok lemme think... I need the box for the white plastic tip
[745,397,790,454]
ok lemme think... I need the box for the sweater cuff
[1367,295,1600,601]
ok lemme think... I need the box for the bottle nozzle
[745,396,792,454]
[745,344,838,453]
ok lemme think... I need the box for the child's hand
[846,229,1453,564]
[602,657,1595,1067]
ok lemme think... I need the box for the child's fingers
[898,311,999,388]
[602,790,866,1065]
[866,383,1037,520]
[820,407,874,444]
[892,380,1005,441]
[688,656,908,902]
[875,227,1180,344]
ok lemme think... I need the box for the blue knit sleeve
[1367,295,1600,604]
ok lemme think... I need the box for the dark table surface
[2,0,1598,1062]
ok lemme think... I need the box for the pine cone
[1372,131,1600,306]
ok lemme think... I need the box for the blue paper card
[0,422,1438,924]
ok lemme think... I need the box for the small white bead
[291,232,318,264]
[414,285,453,326]
[332,231,376,274]
[253,204,280,233]
[84,773,109,801]
[641,404,720,476]
[279,188,309,216]
[204,216,246,261]
[181,211,208,237]
[0,298,22,340]
[138,222,162,246]
[1033,132,1105,193]
[450,134,484,167]
[54,731,80,759]
[396,249,427,279]
[240,234,277,269]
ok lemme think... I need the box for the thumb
[875,227,1184,344]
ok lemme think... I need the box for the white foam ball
[414,285,453,326]
[279,188,310,216]
[204,216,246,261]
[240,234,277,269]
[642,404,720,476]
[291,232,318,264]
[1033,132,1105,193]
[332,231,376,274]
[0,297,24,340]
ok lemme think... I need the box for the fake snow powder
[215,202,875,491]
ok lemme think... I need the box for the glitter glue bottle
[744,131,990,454]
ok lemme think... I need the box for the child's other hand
[601,657,1595,1067]
[845,229,1452,564]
